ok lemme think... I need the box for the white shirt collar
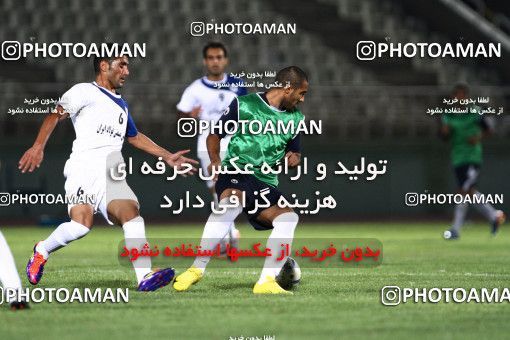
[201,73,228,85]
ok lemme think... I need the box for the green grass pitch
[0,222,509,340]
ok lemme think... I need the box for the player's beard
[208,67,224,78]
[283,99,297,111]
[115,78,125,89]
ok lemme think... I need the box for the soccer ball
[276,257,301,290]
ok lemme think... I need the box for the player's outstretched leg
[227,223,241,258]
[444,202,467,240]
[253,211,298,295]
[27,219,90,284]
[26,242,47,285]
[109,197,175,292]
[0,231,24,290]
[174,198,242,292]
[120,215,175,291]
[172,267,203,292]
[137,268,175,292]
[0,231,30,310]
[471,191,505,235]
[212,189,241,257]
[253,276,293,295]
[491,210,506,235]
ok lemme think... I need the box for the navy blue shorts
[215,173,285,230]
[454,163,480,191]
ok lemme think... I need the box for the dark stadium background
[1,0,509,224]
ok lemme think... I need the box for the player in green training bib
[174,66,308,294]
[221,91,304,187]
[440,84,505,240]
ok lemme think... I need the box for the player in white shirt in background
[177,42,246,250]
[19,50,198,291]
[0,231,29,310]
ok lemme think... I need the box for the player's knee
[75,217,93,228]
[209,197,243,222]
[219,188,243,201]
[108,200,139,225]
[277,207,298,218]
[69,205,94,228]
[73,219,92,228]
[118,210,140,225]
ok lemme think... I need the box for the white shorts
[197,135,231,189]
[63,151,138,225]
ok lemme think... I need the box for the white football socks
[37,220,90,259]
[192,198,243,272]
[212,192,219,208]
[212,193,238,235]
[451,191,499,233]
[0,231,22,290]
[258,212,299,284]
[122,216,151,284]
[452,202,468,232]
[472,191,497,222]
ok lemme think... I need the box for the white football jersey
[176,73,246,152]
[58,82,138,161]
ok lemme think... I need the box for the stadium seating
[0,0,508,140]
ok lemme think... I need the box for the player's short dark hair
[203,42,228,58]
[452,83,469,95]
[93,43,121,74]
[275,66,308,89]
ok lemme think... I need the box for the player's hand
[467,134,481,145]
[207,159,222,182]
[285,151,301,167]
[18,145,44,173]
[190,106,202,119]
[439,125,450,140]
[164,150,198,177]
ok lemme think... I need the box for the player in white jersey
[177,42,246,249]
[19,51,198,291]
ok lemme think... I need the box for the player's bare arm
[206,133,222,179]
[467,133,482,145]
[439,124,450,140]
[127,132,198,175]
[481,118,494,139]
[177,105,202,119]
[18,106,68,173]
[468,118,493,145]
